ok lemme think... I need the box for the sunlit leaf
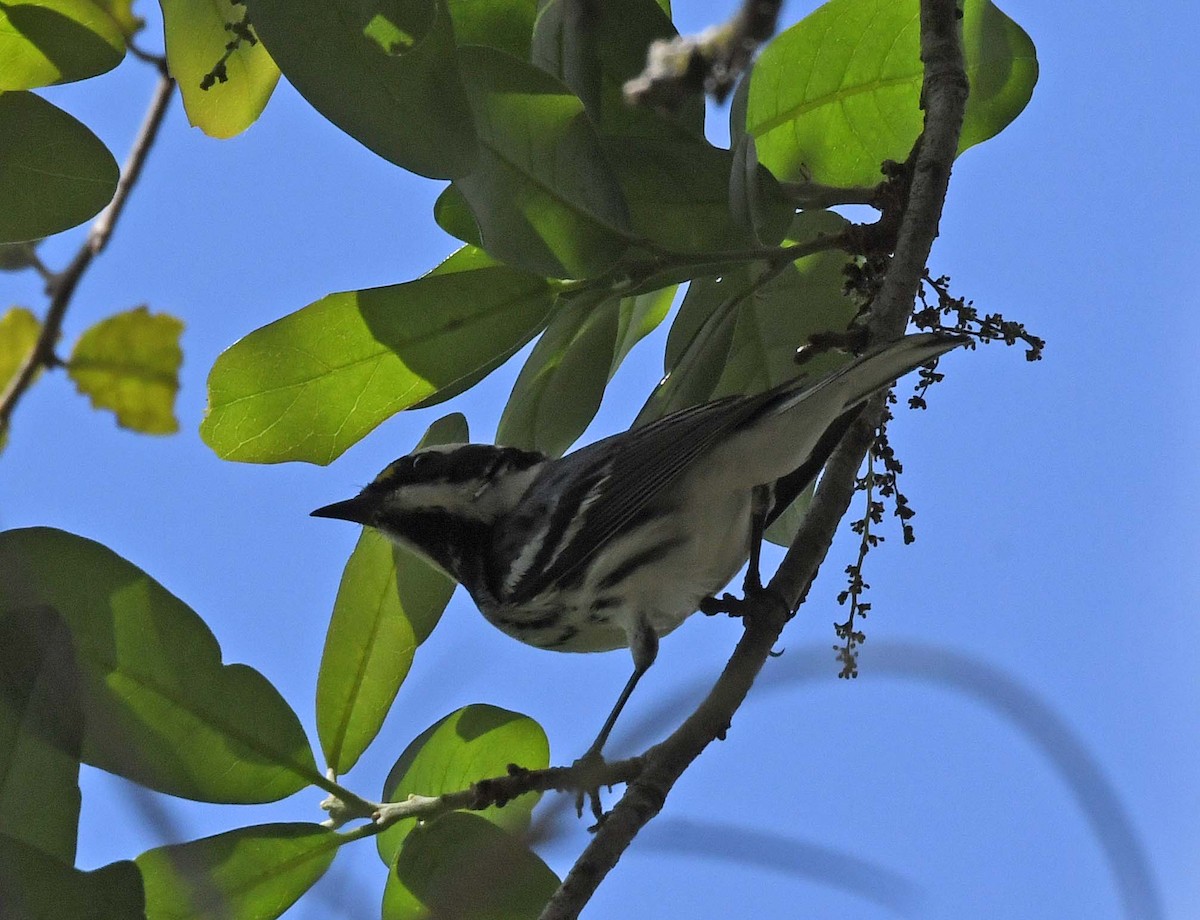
[0,528,320,803]
[0,0,125,90]
[160,0,281,139]
[383,813,557,920]
[67,306,184,435]
[0,836,144,920]
[455,45,630,278]
[0,306,41,390]
[93,0,143,38]
[201,252,555,465]
[0,306,42,453]
[245,0,478,178]
[747,0,1038,185]
[0,605,83,865]
[137,824,340,920]
[376,705,549,866]
[317,414,464,776]
[0,92,117,244]
[446,0,536,59]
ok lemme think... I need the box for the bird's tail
[716,332,967,490]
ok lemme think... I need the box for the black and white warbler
[312,332,963,759]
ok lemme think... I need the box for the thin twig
[538,2,969,917]
[0,71,176,441]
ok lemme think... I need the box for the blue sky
[3,1,1198,917]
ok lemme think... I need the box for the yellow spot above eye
[373,459,409,486]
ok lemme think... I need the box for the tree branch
[538,2,968,917]
[318,757,645,831]
[0,69,176,442]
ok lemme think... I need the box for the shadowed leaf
[0,92,118,244]
[532,0,703,141]
[137,823,340,920]
[0,605,84,864]
[377,705,548,866]
[454,46,631,278]
[639,210,856,428]
[383,813,558,920]
[0,837,144,919]
[0,528,320,803]
[498,285,674,456]
[245,0,477,178]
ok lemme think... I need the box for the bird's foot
[700,584,788,620]
[571,748,612,830]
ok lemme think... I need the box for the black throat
[381,509,494,601]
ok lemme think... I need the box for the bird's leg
[701,486,771,617]
[574,617,658,824]
[743,484,770,595]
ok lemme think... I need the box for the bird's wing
[498,390,771,603]
[496,332,964,604]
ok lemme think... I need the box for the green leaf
[432,184,481,248]
[612,285,675,373]
[498,290,619,456]
[245,0,478,178]
[455,45,630,278]
[377,705,549,865]
[93,0,143,38]
[640,211,855,424]
[0,528,320,803]
[605,135,792,254]
[498,285,672,456]
[0,306,41,389]
[746,0,1038,185]
[0,0,125,90]
[532,0,703,141]
[446,0,537,59]
[0,306,41,453]
[201,253,555,465]
[67,306,184,435]
[160,0,281,139]
[317,414,464,776]
[729,133,786,246]
[710,212,858,397]
[0,91,118,244]
[0,836,144,920]
[0,605,84,865]
[137,824,340,920]
[383,813,558,920]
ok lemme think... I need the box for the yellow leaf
[68,306,184,434]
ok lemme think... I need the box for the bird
[312,332,963,766]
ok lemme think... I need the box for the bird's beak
[310,496,374,524]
